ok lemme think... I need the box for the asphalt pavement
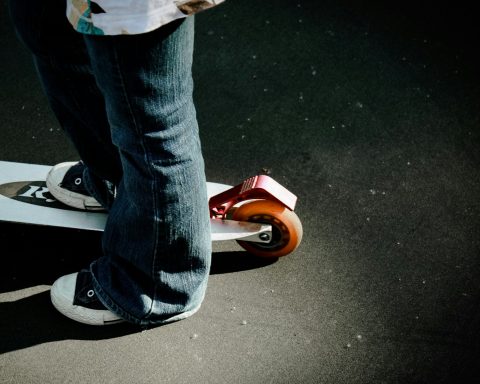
[1,1,480,383]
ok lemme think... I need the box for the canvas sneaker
[46,161,104,211]
[50,270,124,325]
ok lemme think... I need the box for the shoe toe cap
[47,162,77,186]
[51,272,78,306]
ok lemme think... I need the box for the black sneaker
[46,161,104,211]
[50,270,123,325]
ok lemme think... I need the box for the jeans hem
[89,265,204,326]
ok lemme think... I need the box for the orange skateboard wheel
[232,200,303,258]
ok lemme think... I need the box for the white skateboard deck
[0,161,270,242]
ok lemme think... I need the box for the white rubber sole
[46,162,104,211]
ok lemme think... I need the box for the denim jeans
[10,0,212,325]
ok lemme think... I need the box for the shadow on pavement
[0,291,139,354]
[0,222,276,292]
[210,252,277,275]
[0,222,276,354]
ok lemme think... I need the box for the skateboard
[0,161,302,257]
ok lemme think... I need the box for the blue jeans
[10,1,212,325]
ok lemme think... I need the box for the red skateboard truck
[208,175,303,258]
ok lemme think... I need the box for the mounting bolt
[259,233,271,242]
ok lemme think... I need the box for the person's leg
[10,0,211,326]
[9,0,122,198]
[82,17,211,325]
